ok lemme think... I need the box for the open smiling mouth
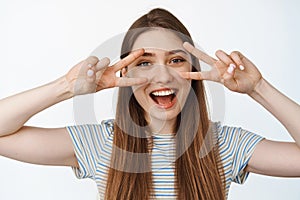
[149,89,177,109]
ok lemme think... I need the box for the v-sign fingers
[183,42,217,66]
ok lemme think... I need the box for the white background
[0,0,300,199]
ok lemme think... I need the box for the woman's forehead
[131,29,184,52]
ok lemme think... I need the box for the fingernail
[87,63,92,68]
[87,69,94,77]
[227,65,235,74]
[239,65,245,70]
[230,63,236,69]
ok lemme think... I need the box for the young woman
[0,8,300,200]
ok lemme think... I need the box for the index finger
[116,77,148,87]
[113,48,145,71]
[183,42,217,66]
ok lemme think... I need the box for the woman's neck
[147,117,176,134]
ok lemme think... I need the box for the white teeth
[151,89,175,96]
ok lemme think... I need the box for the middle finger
[113,48,145,71]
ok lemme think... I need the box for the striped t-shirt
[67,119,264,199]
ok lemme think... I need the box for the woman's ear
[121,67,128,77]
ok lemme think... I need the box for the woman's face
[125,29,192,130]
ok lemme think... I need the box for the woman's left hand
[181,42,263,94]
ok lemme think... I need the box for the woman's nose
[150,64,174,84]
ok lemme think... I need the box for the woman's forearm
[0,53,146,137]
[0,76,73,136]
[249,78,300,146]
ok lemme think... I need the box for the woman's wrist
[52,76,74,102]
[248,77,268,100]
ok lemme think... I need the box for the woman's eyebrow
[141,52,155,57]
[167,49,188,56]
[140,49,188,57]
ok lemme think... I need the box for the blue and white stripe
[67,119,264,199]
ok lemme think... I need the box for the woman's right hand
[65,49,147,96]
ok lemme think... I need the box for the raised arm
[0,77,72,136]
[0,50,146,167]
[244,78,300,177]
[249,78,300,145]
[181,42,300,177]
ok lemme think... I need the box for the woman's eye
[171,58,185,64]
[137,61,151,67]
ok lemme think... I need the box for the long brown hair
[105,8,225,199]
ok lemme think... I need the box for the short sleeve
[66,119,114,180]
[217,123,264,184]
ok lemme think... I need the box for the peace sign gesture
[181,42,263,94]
[65,49,147,96]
